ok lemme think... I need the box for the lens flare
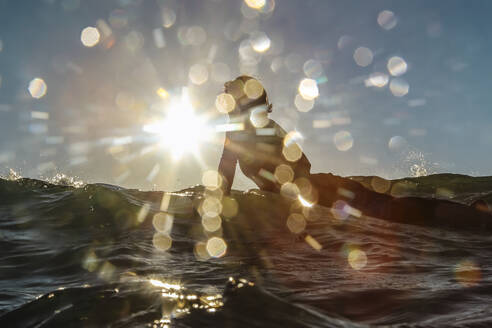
[143,88,212,160]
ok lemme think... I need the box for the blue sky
[0,0,491,190]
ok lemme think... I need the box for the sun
[143,88,212,160]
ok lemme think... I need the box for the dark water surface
[1,177,492,327]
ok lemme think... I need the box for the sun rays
[143,88,214,162]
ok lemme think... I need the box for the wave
[350,173,492,205]
[1,176,492,327]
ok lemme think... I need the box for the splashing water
[46,173,85,188]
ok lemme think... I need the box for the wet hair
[226,75,273,113]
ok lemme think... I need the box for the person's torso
[228,119,311,190]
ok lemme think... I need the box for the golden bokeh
[202,214,222,232]
[244,79,264,99]
[28,78,47,99]
[348,249,367,270]
[215,93,236,113]
[202,170,223,190]
[282,143,302,162]
[282,131,303,162]
[298,78,319,100]
[153,212,174,234]
[280,182,300,199]
[201,197,223,217]
[206,237,227,258]
[274,164,294,184]
[81,26,100,47]
[249,106,269,128]
[286,213,306,234]
[153,232,172,251]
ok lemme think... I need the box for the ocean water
[1,176,492,327]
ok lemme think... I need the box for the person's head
[224,75,272,115]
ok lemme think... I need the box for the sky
[0,0,491,191]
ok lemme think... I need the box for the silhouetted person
[218,75,310,194]
[218,76,492,230]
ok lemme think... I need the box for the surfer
[217,76,492,228]
[218,75,311,195]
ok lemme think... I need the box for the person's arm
[218,132,237,195]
